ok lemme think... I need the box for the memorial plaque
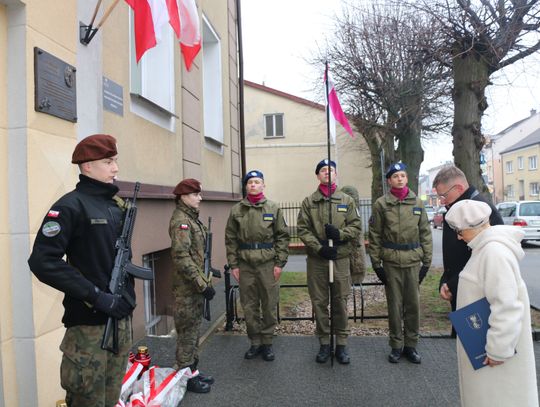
[103,76,124,116]
[34,47,77,122]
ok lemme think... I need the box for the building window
[506,184,514,198]
[264,114,284,138]
[202,15,224,151]
[129,12,175,130]
[529,155,538,170]
[518,156,524,170]
[505,160,513,173]
[531,182,539,196]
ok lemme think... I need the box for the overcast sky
[240,0,540,172]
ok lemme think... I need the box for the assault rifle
[203,217,222,321]
[101,182,154,354]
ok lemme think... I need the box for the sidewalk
[137,333,540,407]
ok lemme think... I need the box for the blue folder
[448,297,491,370]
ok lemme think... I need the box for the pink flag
[125,0,181,63]
[179,0,201,70]
[325,70,354,141]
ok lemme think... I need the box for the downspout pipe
[236,0,247,197]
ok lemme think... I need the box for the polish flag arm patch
[47,210,60,218]
[180,224,189,230]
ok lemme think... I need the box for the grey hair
[432,165,467,188]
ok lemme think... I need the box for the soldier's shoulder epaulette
[112,195,127,210]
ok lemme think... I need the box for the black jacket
[440,186,503,310]
[28,175,134,327]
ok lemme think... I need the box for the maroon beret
[71,134,118,164]
[174,178,202,196]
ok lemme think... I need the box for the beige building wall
[501,145,540,201]
[244,81,371,204]
[1,1,241,405]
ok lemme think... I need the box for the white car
[497,201,540,243]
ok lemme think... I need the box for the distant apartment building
[483,109,540,203]
[500,129,540,201]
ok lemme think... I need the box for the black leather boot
[316,344,332,363]
[403,346,421,364]
[244,345,261,359]
[261,345,275,361]
[186,376,211,393]
[335,345,350,365]
[192,359,214,384]
[388,348,402,363]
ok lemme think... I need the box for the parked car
[496,201,540,243]
[425,205,436,223]
[432,207,447,229]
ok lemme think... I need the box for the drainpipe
[236,0,247,197]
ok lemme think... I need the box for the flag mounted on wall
[325,64,354,142]
[125,0,201,71]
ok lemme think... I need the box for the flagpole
[325,61,335,367]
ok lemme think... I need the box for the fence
[279,198,372,240]
[224,268,387,330]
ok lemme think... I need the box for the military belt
[382,241,420,250]
[239,242,274,250]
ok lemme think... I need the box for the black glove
[318,246,338,260]
[93,290,132,319]
[324,224,340,241]
[202,286,216,301]
[419,265,429,285]
[374,267,388,285]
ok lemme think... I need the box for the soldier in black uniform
[28,134,134,407]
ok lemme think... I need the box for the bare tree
[318,3,452,200]
[412,0,540,193]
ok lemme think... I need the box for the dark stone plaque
[34,47,77,122]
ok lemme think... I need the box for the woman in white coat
[445,199,538,407]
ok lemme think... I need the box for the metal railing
[224,267,387,331]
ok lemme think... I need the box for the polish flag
[179,0,201,70]
[325,67,354,142]
[125,0,181,62]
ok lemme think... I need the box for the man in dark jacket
[28,134,134,406]
[432,165,503,312]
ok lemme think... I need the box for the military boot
[261,345,275,361]
[403,347,421,364]
[191,360,214,385]
[316,344,332,363]
[388,348,402,364]
[186,376,211,393]
[244,345,261,359]
[335,345,350,365]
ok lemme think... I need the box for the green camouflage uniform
[225,197,289,346]
[297,188,362,346]
[169,200,211,368]
[340,186,367,284]
[60,319,131,407]
[368,189,432,349]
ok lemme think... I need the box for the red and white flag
[179,0,201,70]
[325,69,354,142]
[125,0,181,62]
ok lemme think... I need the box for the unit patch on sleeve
[42,221,61,237]
[413,207,422,216]
[337,204,348,212]
[263,214,274,222]
[47,210,60,218]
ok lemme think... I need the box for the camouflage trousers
[60,318,131,407]
[173,285,204,368]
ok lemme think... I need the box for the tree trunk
[451,52,489,194]
[396,95,424,195]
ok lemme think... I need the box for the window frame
[505,160,513,174]
[529,155,538,170]
[264,113,285,138]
